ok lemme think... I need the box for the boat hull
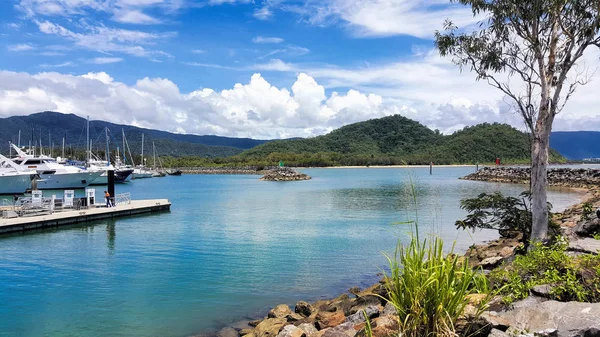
[0,174,33,195]
[89,169,134,185]
[35,171,103,190]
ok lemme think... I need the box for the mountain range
[0,112,597,161]
[0,112,269,158]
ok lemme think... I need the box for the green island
[161,116,566,169]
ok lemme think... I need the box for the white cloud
[295,0,479,39]
[17,0,183,24]
[253,6,272,20]
[112,9,162,24]
[191,49,206,54]
[35,20,174,58]
[39,61,74,68]
[252,36,284,44]
[8,44,35,52]
[0,70,414,139]
[88,57,124,64]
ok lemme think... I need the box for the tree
[435,0,600,241]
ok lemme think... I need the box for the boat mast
[62,136,65,159]
[105,127,110,166]
[153,142,156,169]
[18,130,21,148]
[86,116,90,164]
[141,133,144,167]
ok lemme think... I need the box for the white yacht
[10,144,103,190]
[0,154,36,195]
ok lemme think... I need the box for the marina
[0,198,171,235]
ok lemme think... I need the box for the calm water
[0,167,583,337]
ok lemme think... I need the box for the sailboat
[85,121,134,185]
[151,142,166,177]
[132,133,153,179]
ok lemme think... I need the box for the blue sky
[0,0,598,139]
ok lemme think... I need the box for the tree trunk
[530,128,550,242]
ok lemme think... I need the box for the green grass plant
[377,174,490,337]
[383,237,489,337]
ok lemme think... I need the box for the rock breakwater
[180,166,278,175]
[462,166,600,187]
[260,168,311,181]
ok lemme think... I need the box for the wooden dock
[0,199,171,235]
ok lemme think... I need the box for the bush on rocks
[489,240,600,304]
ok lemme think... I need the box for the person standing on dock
[104,191,114,208]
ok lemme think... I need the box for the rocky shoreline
[462,166,600,188]
[203,167,600,337]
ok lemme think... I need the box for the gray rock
[509,295,548,310]
[530,285,554,299]
[296,323,317,337]
[499,300,600,337]
[218,327,239,337]
[322,322,356,337]
[382,302,397,316]
[489,328,511,337]
[344,305,379,324]
[480,256,504,269]
[574,218,600,237]
[569,238,600,254]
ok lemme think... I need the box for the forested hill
[0,112,269,157]
[238,117,565,166]
[244,115,442,156]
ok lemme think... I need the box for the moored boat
[0,154,37,195]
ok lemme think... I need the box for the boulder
[316,311,346,329]
[499,300,600,337]
[218,327,240,337]
[569,238,600,254]
[297,323,318,337]
[255,318,287,337]
[323,294,354,315]
[479,256,504,269]
[370,316,399,337]
[344,305,380,325]
[276,325,306,337]
[574,218,600,237]
[480,312,510,331]
[381,303,396,316]
[269,305,293,319]
[295,301,315,318]
[322,322,357,337]
[286,313,305,323]
[530,285,554,299]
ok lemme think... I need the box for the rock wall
[260,168,311,181]
[180,166,278,175]
[462,167,600,188]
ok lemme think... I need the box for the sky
[0,0,599,139]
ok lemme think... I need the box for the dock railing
[115,193,131,206]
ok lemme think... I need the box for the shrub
[489,240,600,304]
[456,191,556,244]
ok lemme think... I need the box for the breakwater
[260,167,311,181]
[462,166,600,187]
[180,166,277,175]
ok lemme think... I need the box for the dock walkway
[0,199,171,234]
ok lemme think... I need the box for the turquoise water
[0,167,582,337]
